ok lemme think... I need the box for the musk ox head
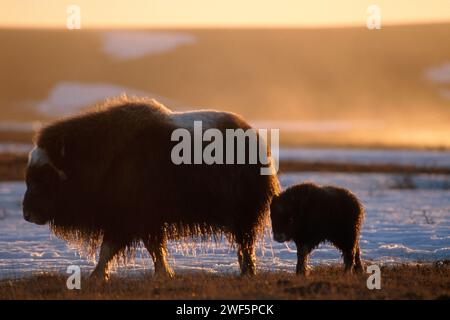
[22,146,66,225]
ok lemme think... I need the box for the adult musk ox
[23,97,279,279]
[270,183,364,275]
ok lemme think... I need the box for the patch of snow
[425,62,450,84]
[101,31,196,60]
[438,88,450,100]
[34,81,169,117]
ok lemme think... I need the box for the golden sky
[1,0,449,28]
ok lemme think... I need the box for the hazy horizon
[2,20,450,30]
[1,0,449,28]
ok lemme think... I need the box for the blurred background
[0,0,449,148]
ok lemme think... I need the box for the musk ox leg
[90,240,123,281]
[144,236,174,278]
[236,234,256,276]
[353,244,364,273]
[295,243,312,276]
[342,247,356,273]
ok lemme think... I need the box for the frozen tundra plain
[0,148,449,279]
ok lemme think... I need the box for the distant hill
[0,24,449,148]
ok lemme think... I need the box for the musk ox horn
[28,146,67,180]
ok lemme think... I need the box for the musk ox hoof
[344,267,354,275]
[296,269,310,277]
[354,263,364,274]
[89,270,110,282]
[154,268,175,279]
[354,266,364,274]
[240,271,256,277]
[240,267,257,277]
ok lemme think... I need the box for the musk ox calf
[270,183,364,275]
[23,97,279,279]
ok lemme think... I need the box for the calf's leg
[295,242,312,276]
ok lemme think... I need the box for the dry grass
[1,265,449,300]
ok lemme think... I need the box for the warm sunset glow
[1,0,449,28]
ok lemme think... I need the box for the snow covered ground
[280,148,450,168]
[0,170,448,279]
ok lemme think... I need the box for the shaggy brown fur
[270,183,364,275]
[23,97,280,279]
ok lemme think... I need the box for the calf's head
[22,147,66,225]
[270,194,296,243]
